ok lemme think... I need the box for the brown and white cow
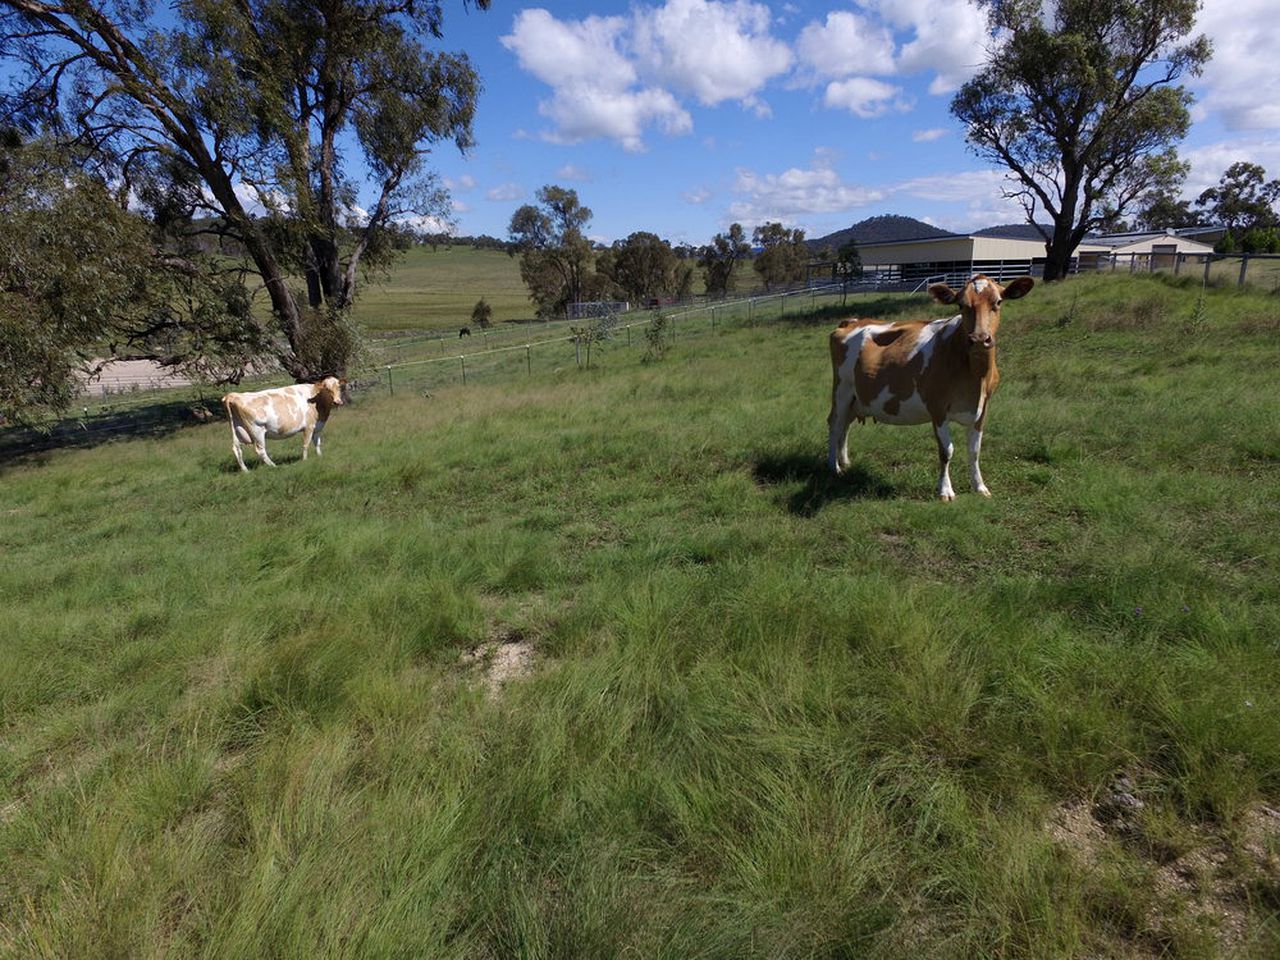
[827,274,1034,500]
[222,377,347,472]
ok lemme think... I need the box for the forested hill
[809,214,955,251]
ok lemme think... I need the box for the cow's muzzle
[967,333,994,349]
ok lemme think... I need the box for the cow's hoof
[977,487,992,498]
[939,492,956,502]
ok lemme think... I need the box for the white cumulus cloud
[632,0,793,107]
[1192,0,1280,132]
[501,2,789,150]
[486,183,524,203]
[501,8,693,151]
[728,155,887,225]
[869,0,991,94]
[824,77,912,117]
[795,11,896,80]
[912,127,948,142]
[727,158,1031,232]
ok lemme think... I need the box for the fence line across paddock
[0,284,855,453]
[363,283,853,398]
[8,250,1276,453]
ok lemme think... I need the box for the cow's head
[312,376,347,406]
[928,274,1034,352]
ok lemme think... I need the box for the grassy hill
[352,244,534,334]
[351,243,757,337]
[2,273,1279,957]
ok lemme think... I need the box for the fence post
[1203,255,1212,285]
[748,298,754,326]
[711,305,716,331]
[1174,253,1182,276]
[1111,254,1117,273]
[780,293,785,318]
[526,344,531,375]
[386,365,394,396]
[1239,255,1249,288]
[627,325,632,347]
[575,337,581,367]
[460,355,466,385]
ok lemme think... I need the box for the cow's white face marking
[972,278,989,293]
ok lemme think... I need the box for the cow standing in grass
[222,377,347,472]
[827,274,1034,500]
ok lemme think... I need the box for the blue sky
[403,0,1279,245]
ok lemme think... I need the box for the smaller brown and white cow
[827,274,1034,500]
[222,377,347,472]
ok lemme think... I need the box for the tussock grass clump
[2,273,1279,957]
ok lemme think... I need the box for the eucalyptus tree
[0,0,488,378]
[698,223,749,298]
[508,186,594,318]
[751,222,807,291]
[951,0,1211,280]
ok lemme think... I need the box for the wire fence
[365,283,849,398]
[1075,250,1280,290]
[1,283,855,456]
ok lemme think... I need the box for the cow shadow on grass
[215,452,308,474]
[753,450,895,517]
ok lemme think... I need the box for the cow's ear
[1002,277,1034,300]
[928,283,959,305]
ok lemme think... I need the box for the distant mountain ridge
[809,215,956,251]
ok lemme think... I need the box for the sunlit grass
[2,272,1278,957]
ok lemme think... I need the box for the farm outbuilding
[1073,230,1216,270]
[854,230,1068,285]
[844,226,1217,286]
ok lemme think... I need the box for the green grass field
[352,245,534,334]
[352,244,760,337]
[3,273,1279,957]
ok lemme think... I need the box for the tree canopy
[1195,162,1280,233]
[951,0,1211,280]
[508,186,594,318]
[1,134,261,425]
[698,223,750,299]
[751,222,807,291]
[0,0,488,380]
[596,232,693,305]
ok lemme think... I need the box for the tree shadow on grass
[753,450,895,517]
[0,398,218,475]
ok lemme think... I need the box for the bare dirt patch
[1049,779,1280,954]
[460,628,536,700]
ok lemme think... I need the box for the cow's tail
[222,395,239,440]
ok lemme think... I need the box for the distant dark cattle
[459,327,471,338]
[827,274,1034,500]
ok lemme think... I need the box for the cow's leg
[251,425,276,467]
[827,388,855,475]
[967,424,990,497]
[301,423,314,461]
[312,422,324,457]
[229,421,249,472]
[933,421,955,501]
